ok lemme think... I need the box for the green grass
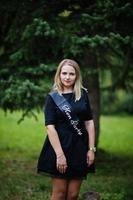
[99,116,133,155]
[0,110,133,200]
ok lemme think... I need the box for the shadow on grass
[97,148,133,175]
[0,149,133,200]
[89,148,133,200]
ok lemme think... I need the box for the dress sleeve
[44,94,57,126]
[84,90,93,121]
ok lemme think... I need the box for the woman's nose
[66,74,70,79]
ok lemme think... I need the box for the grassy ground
[0,110,133,200]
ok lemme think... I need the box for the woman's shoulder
[82,87,88,92]
[81,88,88,96]
[45,92,56,106]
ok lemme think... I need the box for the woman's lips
[65,80,71,83]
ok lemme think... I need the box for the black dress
[37,89,95,179]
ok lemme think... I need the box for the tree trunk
[81,49,100,146]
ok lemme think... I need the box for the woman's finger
[57,164,67,173]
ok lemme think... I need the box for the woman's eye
[61,72,75,76]
[62,72,67,75]
[70,73,75,76]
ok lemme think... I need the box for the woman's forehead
[61,64,75,72]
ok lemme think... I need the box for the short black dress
[37,89,95,179]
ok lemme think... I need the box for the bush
[117,93,133,114]
[101,90,133,115]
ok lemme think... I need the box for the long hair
[53,59,84,101]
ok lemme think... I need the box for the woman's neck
[62,87,73,93]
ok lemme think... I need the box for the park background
[0,1,133,200]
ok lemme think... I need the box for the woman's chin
[63,84,73,88]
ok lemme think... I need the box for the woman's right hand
[56,153,68,174]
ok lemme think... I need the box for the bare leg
[51,178,68,200]
[66,179,82,200]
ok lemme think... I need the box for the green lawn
[0,110,133,200]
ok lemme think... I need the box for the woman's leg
[51,178,68,200]
[66,179,83,200]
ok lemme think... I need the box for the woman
[37,59,96,200]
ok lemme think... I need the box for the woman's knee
[51,190,66,200]
[66,179,82,200]
[67,191,79,200]
[51,178,68,200]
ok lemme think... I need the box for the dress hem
[37,169,87,180]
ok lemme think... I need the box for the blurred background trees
[0,0,133,142]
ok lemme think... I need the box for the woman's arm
[46,124,64,156]
[85,120,95,148]
[85,120,96,166]
[46,124,67,173]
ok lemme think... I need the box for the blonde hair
[53,59,84,101]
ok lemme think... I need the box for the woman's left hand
[87,150,95,166]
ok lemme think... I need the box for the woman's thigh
[51,177,68,193]
[66,179,83,199]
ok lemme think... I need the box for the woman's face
[60,64,76,89]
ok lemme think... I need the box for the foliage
[0,0,133,121]
[117,92,133,114]
[101,90,133,115]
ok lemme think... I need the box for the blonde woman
[37,59,96,200]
